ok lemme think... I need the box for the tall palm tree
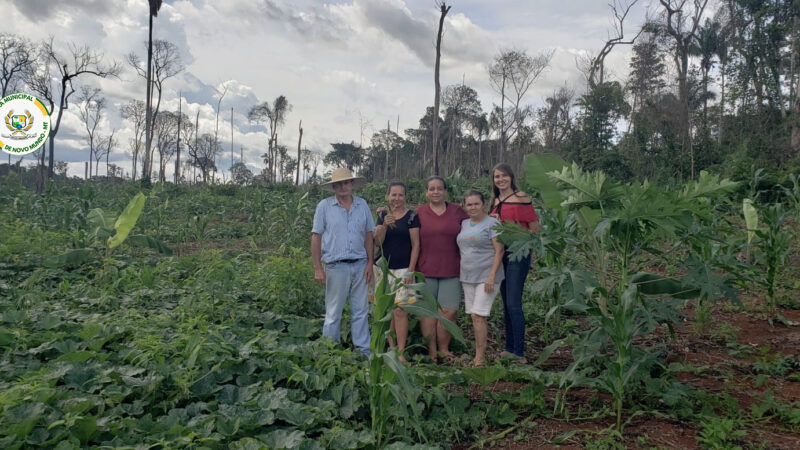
[690,19,721,132]
[144,0,163,182]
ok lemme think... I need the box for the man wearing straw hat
[311,167,376,357]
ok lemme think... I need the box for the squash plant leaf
[261,428,306,449]
[127,234,173,255]
[45,248,94,268]
[461,365,506,387]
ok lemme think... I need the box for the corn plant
[751,203,793,316]
[779,173,800,221]
[369,257,463,446]
[510,155,739,430]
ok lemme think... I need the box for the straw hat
[321,167,366,191]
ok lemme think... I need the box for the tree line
[350,0,800,184]
[2,0,799,191]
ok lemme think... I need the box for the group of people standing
[311,164,538,366]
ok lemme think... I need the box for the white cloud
[3,0,664,179]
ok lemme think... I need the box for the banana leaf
[108,193,145,250]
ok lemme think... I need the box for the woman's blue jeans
[500,251,530,357]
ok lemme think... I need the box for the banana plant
[47,193,171,267]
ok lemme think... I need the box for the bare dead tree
[489,48,553,156]
[94,129,116,177]
[25,37,120,184]
[77,86,105,179]
[357,110,373,150]
[588,0,644,88]
[432,1,451,176]
[104,129,116,177]
[0,33,34,97]
[154,111,180,181]
[295,120,303,185]
[659,0,710,179]
[144,0,163,183]
[0,33,32,166]
[212,82,228,184]
[121,100,146,181]
[176,94,182,183]
[187,133,218,184]
[128,39,184,179]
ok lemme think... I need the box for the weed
[709,323,740,344]
[696,415,747,449]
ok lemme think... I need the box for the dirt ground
[455,300,800,449]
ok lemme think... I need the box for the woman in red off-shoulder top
[489,163,539,363]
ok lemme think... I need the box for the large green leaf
[523,153,567,210]
[630,272,700,299]
[548,163,622,210]
[107,192,146,249]
[461,365,506,387]
[86,208,116,239]
[400,282,464,344]
[679,171,739,201]
[261,429,306,449]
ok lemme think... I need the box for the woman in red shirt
[490,163,539,363]
[417,176,468,362]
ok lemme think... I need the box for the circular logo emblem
[0,93,51,156]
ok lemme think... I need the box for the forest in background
[2,0,800,190]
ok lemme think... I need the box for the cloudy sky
[2,0,658,180]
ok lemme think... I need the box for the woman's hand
[484,275,495,293]
[383,213,396,228]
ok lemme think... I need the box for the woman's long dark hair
[425,175,447,190]
[491,163,519,201]
[386,181,407,195]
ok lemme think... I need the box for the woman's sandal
[439,352,457,365]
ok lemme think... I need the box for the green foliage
[515,161,741,430]
[246,249,325,317]
[368,257,465,446]
[696,416,746,449]
[107,192,146,249]
[522,153,568,209]
[751,203,793,313]
[2,172,797,447]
